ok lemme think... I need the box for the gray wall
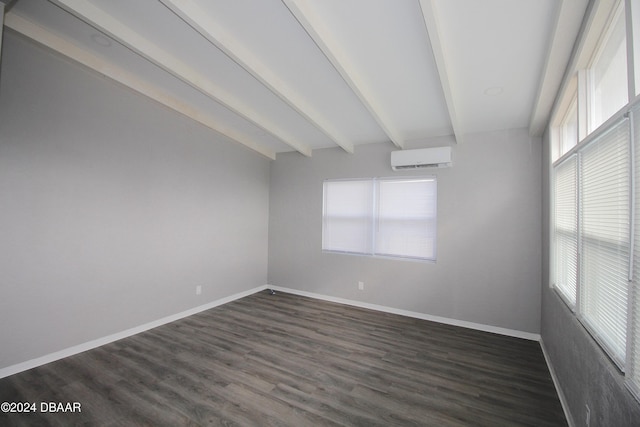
[0,33,270,370]
[540,130,640,426]
[268,129,542,334]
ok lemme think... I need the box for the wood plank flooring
[0,290,567,426]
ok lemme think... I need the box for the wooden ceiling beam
[5,13,277,160]
[160,0,354,154]
[53,0,312,157]
[282,0,405,149]
[418,0,464,144]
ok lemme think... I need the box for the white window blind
[628,106,640,398]
[322,179,374,254]
[322,177,437,261]
[375,178,437,260]
[579,118,631,368]
[554,155,578,306]
[630,278,640,399]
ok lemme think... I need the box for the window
[322,177,437,261]
[550,0,640,400]
[579,119,630,368]
[629,105,640,400]
[553,155,578,306]
[552,1,628,162]
[552,118,631,369]
[322,179,374,255]
[551,89,578,162]
[633,0,640,95]
[585,2,628,134]
[630,281,640,400]
[560,97,579,156]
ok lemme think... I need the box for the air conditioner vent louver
[391,147,452,171]
[393,163,441,170]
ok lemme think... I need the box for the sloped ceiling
[2,0,588,159]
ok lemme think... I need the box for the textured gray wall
[268,129,542,334]
[0,34,270,369]
[540,130,640,426]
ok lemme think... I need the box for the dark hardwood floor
[0,290,566,426]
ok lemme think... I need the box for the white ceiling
[2,0,588,159]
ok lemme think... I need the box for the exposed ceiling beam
[160,0,354,154]
[52,0,312,157]
[418,0,464,144]
[4,13,276,160]
[529,0,589,136]
[281,0,405,149]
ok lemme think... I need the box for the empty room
[1,0,640,426]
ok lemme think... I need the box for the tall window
[322,177,437,261]
[553,118,631,369]
[551,0,640,401]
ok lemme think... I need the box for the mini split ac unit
[391,147,452,171]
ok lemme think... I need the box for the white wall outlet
[585,404,590,426]
[196,285,202,295]
[358,281,364,291]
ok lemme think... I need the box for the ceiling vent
[391,147,452,171]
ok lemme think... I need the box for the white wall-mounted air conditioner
[391,147,452,171]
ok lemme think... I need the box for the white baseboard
[0,285,269,380]
[540,339,575,427]
[268,285,541,341]
[1,284,541,380]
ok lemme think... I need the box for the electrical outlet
[585,404,590,426]
[196,285,202,295]
[358,281,364,291]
